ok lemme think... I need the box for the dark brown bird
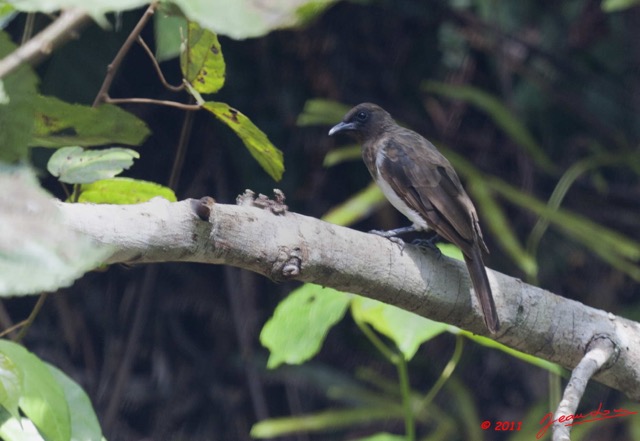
[329,103,500,333]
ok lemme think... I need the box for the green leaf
[321,182,386,226]
[251,408,402,438]
[422,81,556,173]
[0,352,22,420]
[154,7,187,62]
[46,146,139,184]
[602,0,640,11]
[0,340,70,441]
[457,330,565,375]
[323,145,360,167]
[260,284,351,368]
[351,297,448,361]
[0,31,38,162]
[78,178,177,204]
[31,95,150,148]
[0,409,46,441]
[174,0,338,40]
[296,99,350,126]
[203,101,284,181]
[6,0,148,14]
[0,165,111,296]
[353,433,408,441]
[180,21,225,94]
[46,364,102,441]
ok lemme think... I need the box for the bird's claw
[412,237,442,259]
[369,230,406,253]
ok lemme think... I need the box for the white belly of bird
[375,174,431,232]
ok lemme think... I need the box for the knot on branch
[236,189,288,215]
[586,334,619,370]
[272,246,303,281]
[192,196,216,221]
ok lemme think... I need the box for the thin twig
[0,8,91,79]
[20,13,36,46]
[15,292,50,342]
[105,96,201,111]
[168,98,196,189]
[137,35,184,92]
[92,2,159,107]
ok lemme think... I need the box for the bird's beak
[328,121,355,136]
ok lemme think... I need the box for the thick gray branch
[56,197,640,399]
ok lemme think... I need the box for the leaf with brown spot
[180,21,225,94]
[203,102,284,181]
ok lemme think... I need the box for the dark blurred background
[4,0,640,439]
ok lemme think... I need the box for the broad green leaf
[47,146,139,184]
[203,101,284,181]
[353,433,408,441]
[5,0,147,14]
[0,31,38,162]
[0,165,111,296]
[0,340,70,441]
[174,0,337,40]
[31,95,150,148]
[296,99,350,126]
[180,21,225,94]
[602,0,640,11]
[321,182,386,226]
[0,353,21,420]
[351,297,448,361]
[422,81,556,173]
[251,408,402,438]
[260,284,351,368]
[47,364,102,441]
[78,178,177,204]
[0,409,46,441]
[154,7,186,62]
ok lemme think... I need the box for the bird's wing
[376,132,482,254]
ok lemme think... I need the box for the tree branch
[54,196,640,399]
[0,8,91,79]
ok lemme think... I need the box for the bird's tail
[464,247,500,333]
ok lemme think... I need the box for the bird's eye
[356,111,368,122]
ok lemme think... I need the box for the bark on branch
[55,196,640,399]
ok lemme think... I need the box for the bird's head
[328,103,393,141]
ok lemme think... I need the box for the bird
[328,103,500,333]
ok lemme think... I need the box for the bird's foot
[369,229,407,253]
[412,236,442,259]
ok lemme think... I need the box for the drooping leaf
[322,145,360,167]
[0,165,111,296]
[251,408,402,439]
[321,182,386,227]
[352,433,408,441]
[260,284,351,368]
[5,0,148,15]
[0,340,70,441]
[46,146,139,184]
[422,80,556,173]
[31,95,150,148]
[154,6,187,62]
[174,0,338,40]
[602,0,640,12]
[180,21,225,94]
[47,364,102,441]
[78,178,177,204]
[0,409,46,441]
[296,99,350,126]
[351,296,448,361]
[0,353,21,420]
[203,101,284,181]
[0,31,38,162]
